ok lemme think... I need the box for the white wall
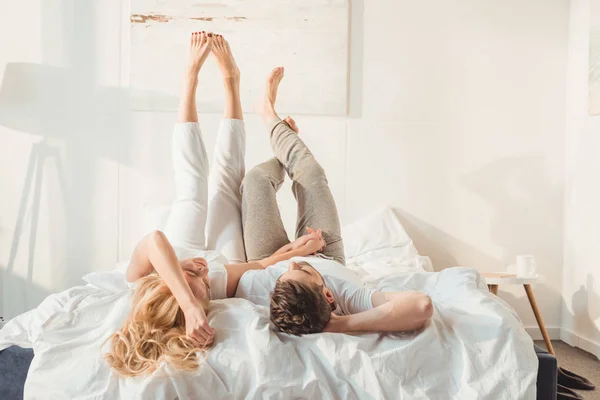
[0,0,570,339]
[562,0,600,359]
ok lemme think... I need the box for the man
[236,67,433,335]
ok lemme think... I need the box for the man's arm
[224,234,325,297]
[325,291,433,333]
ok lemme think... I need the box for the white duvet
[0,264,537,400]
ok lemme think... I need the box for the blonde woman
[104,32,325,377]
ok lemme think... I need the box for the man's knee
[242,166,276,193]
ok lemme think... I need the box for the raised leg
[524,284,555,356]
[258,67,345,264]
[163,32,213,252]
[241,158,290,261]
[205,34,246,263]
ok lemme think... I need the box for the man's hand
[291,227,325,251]
[324,313,344,333]
[297,236,326,256]
[182,302,215,347]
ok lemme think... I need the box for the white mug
[516,255,536,278]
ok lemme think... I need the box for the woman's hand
[297,235,326,256]
[291,227,324,251]
[182,302,215,347]
[180,257,208,275]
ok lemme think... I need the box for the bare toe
[211,34,240,79]
[261,66,285,117]
[188,31,212,75]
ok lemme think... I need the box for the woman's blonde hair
[105,274,210,377]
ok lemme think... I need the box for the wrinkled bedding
[0,263,537,400]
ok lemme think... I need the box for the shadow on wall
[0,62,176,168]
[567,273,600,355]
[393,208,499,271]
[391,155,562,276]
[0,0,175,318]
[461,156,563,270]
[572,274,600,337]
[461,156,563,330]
[0,63,121,316]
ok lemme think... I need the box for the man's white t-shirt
[235,256,375,315]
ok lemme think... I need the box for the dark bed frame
[0,345,557,399]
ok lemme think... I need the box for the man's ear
[323,287,335,305]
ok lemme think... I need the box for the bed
[0,207,539,399]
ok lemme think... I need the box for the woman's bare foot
[188,31,213,77]
[178,32,213,122]
[211,34,242,119]
[283,116,299,134]
[260,67,284,123]
[211,34,240,80]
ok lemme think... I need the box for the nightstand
[481,273,554,356]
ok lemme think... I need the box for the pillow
[347,256,431,283]
[342,206,418,262]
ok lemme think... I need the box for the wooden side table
[481,273,555,356]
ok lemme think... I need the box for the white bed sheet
[0,261,537,400]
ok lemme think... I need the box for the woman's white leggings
[163,119,247,263]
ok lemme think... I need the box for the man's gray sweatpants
[241,119,345,265]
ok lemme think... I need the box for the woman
[104,32,325,377]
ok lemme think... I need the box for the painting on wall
[125,0,349,115]
[591,0,600,115]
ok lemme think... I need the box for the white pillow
[342,206,418,261]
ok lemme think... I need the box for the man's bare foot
[211,34,240,80]
[260,67,284,121]
[283,116,299,134]
[188,31,213,77]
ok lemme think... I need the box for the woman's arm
[224,234,325,297]
[125,231,214,344]
[271,228,323,256]
[126,231,196,307]
[325,291,433,334]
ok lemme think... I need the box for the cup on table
[516,255,537,278]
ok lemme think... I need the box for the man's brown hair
[269,280,331,335]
